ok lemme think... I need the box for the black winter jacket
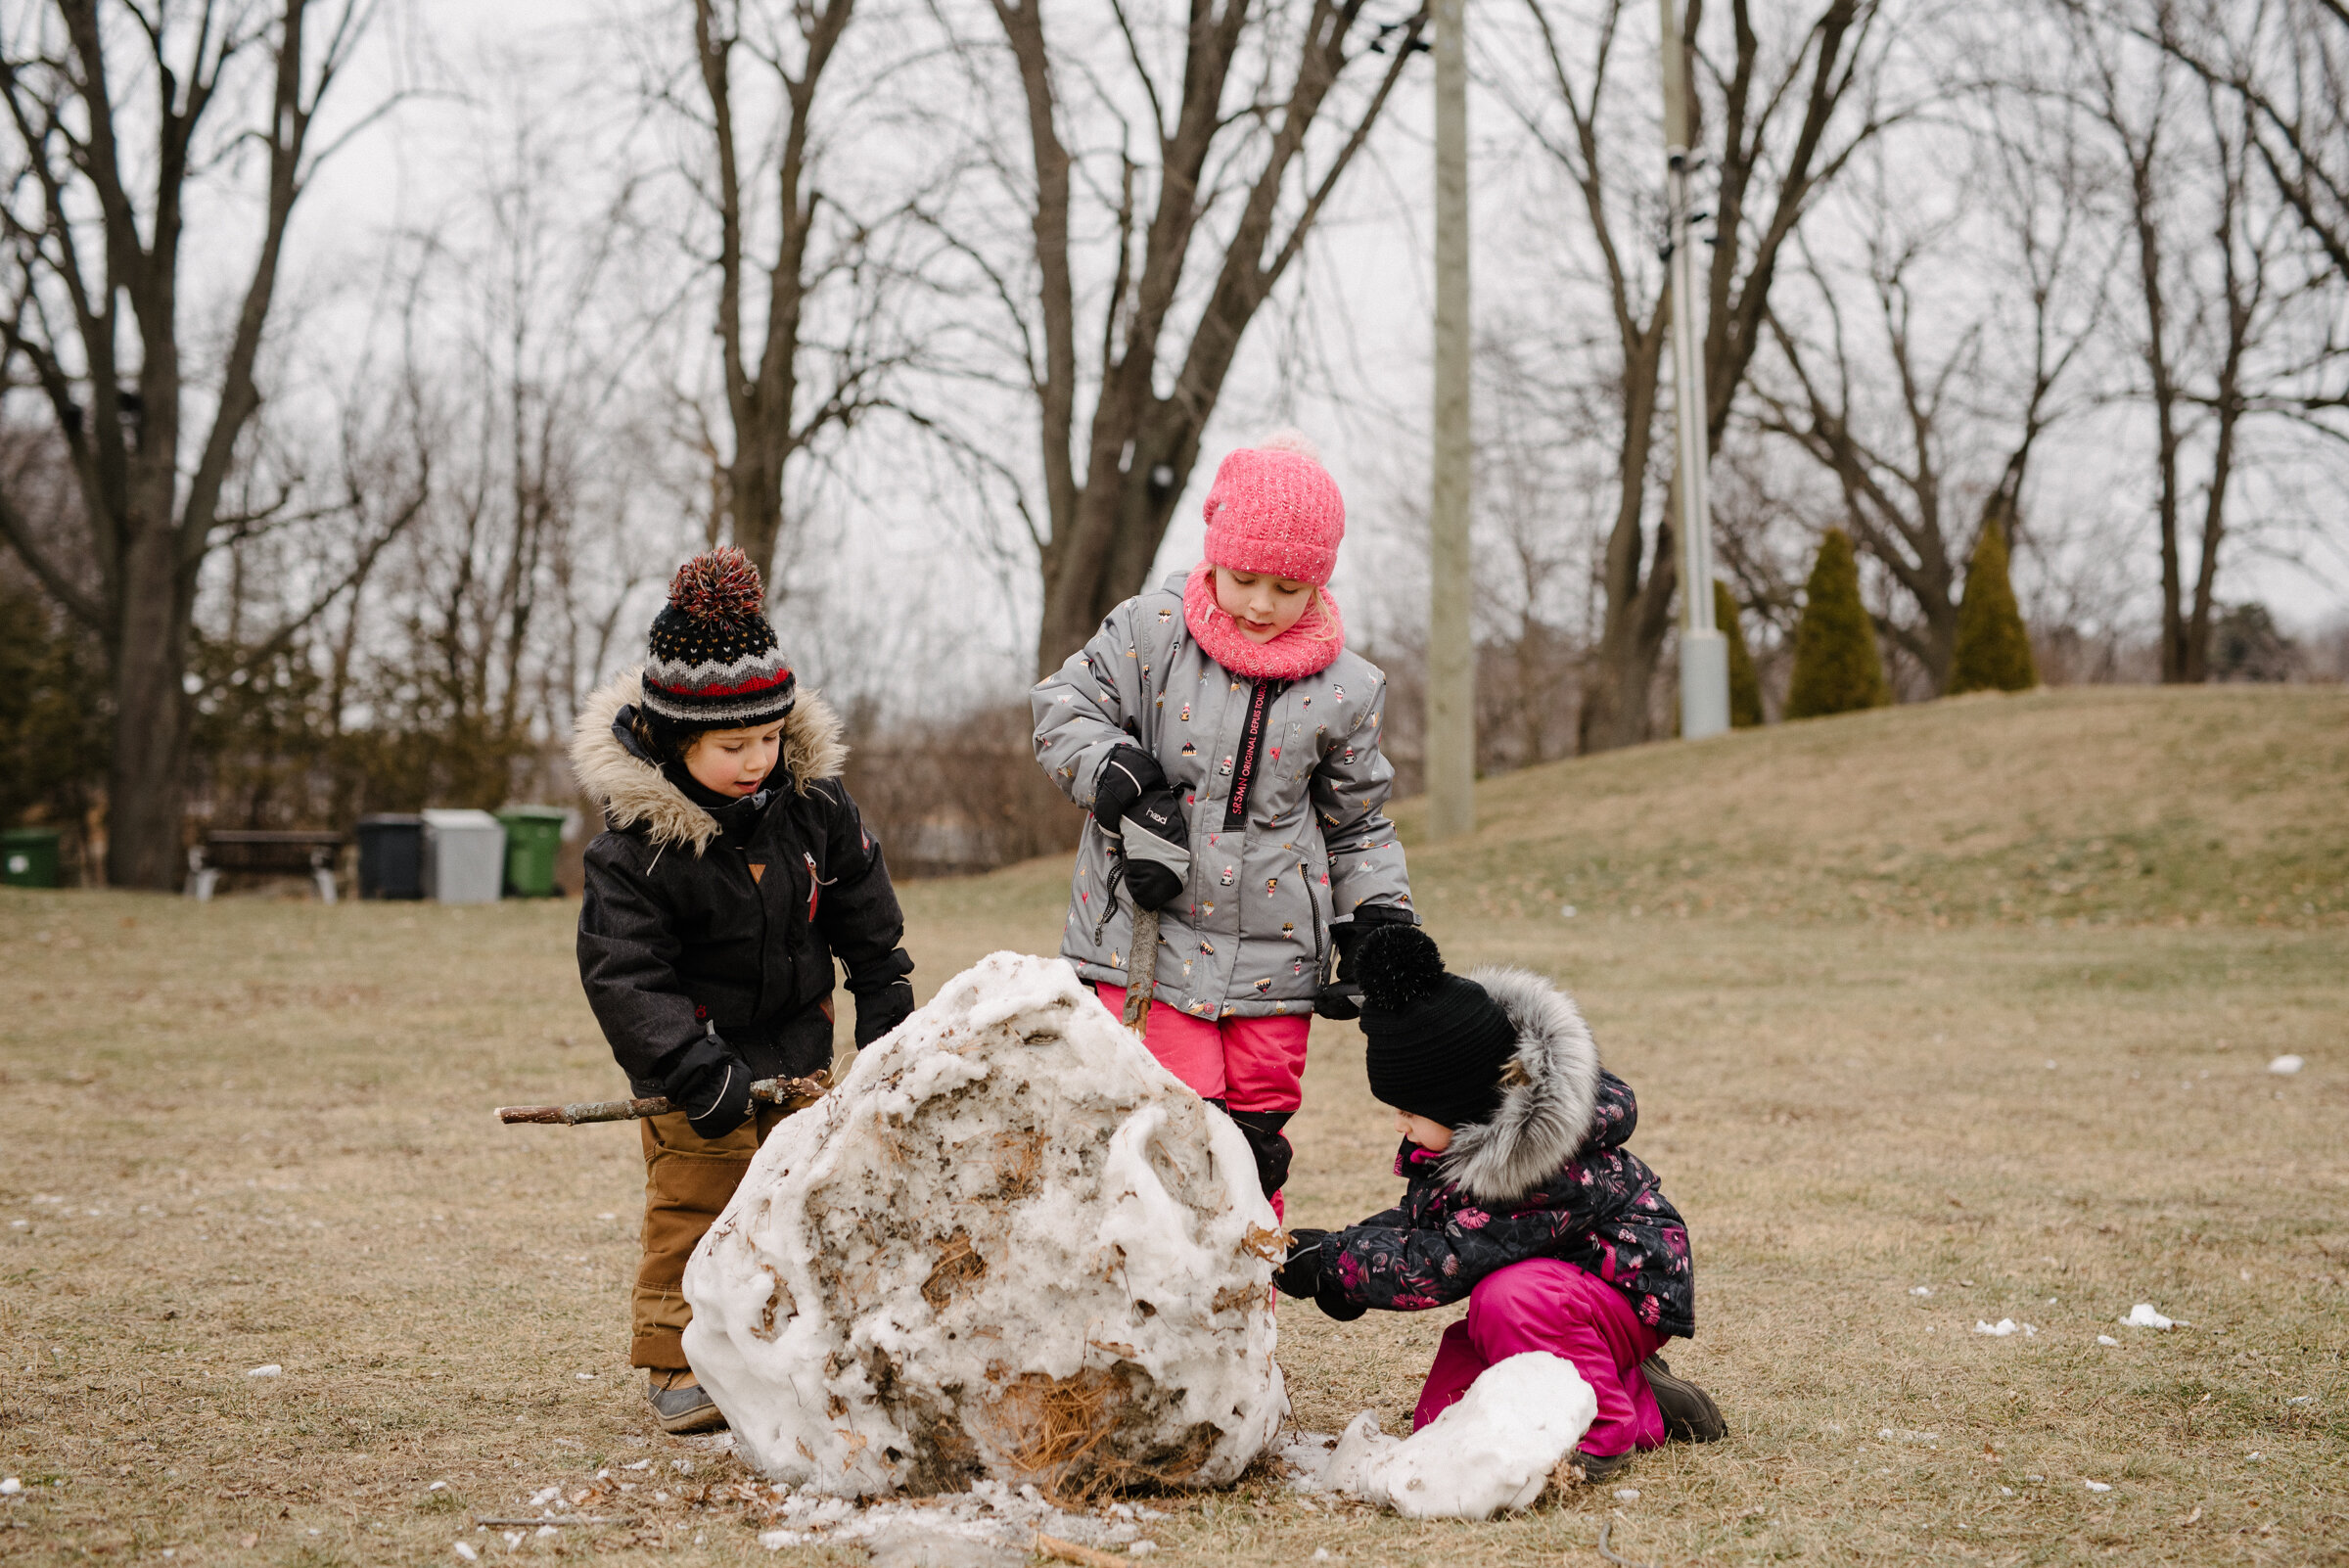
[1324,966,1695,1339]
[572,670,914,1098]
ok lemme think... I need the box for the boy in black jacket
[571,548,914,1433]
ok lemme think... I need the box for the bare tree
[0,0,386,887]
[2150,0,2349,287]
[1754,110,2113,692]
[1505,0,1902,751]
[2069,3,2318,682]
[680,0,914,584]
[920,0,1429,675]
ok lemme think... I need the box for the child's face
[682,719,786,798]
[1214,567,1313,642]
[1395,1109,1453,1152]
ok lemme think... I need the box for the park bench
[186,830,343,903]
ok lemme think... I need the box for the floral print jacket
[1324,966,1696,1338]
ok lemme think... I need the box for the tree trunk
[1578,370,1673,752]
[104,530,196,888]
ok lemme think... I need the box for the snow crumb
[1292,1354,1596,1519]
[1973,1319,2029,1337]
[575,1372,596,1381]
[1910,1286,1932,1297]
[685,953,1282,1497]
[427,1481,448,1493]
[246,1364,283,1377]
[451,1545,478,1562]
[0,1479,21,1497]
[2287,1396,2315,1406]
[1312,1552,1332,1563]
[2084,1480,2111,1493]
[622,1460,651,1472]
[2097,1335,2121,1347]
[2120,1304,2183,1329]
[1614,1489,1639,1502]
[1878,1429,1938,1444]
[2268,1055,2303,1076]
[750,1479,1141,1554]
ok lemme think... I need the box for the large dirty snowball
[682,951,1286,1498]
[1294,1353,1596,1518]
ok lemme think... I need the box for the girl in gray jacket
[1032,433,1413,1212]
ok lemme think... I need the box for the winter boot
[1558,1447,1635,1486]
[647,1369,727,1435]
[1640,1355,1726,1443]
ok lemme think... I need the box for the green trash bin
[495,806,569,898]
[2,827,62,889]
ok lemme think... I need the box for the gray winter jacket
[1032,572,1412,1019]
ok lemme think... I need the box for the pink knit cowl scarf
[1182,562,1346,681]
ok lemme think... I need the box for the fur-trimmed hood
[570,668,847,854]
[1438,966,1605,1204]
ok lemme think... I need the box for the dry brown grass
[2,689,2344,1566]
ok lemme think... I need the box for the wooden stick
[1032,1531,1130,1568]
[470,1516,640,1528]
[497,1073,828,1126]
[1122,905,1160,1034]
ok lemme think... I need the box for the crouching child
[1272,926,1723,1482]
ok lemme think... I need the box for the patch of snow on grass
[2268,1055,2303,1075]
[2120,1304,2182,1329]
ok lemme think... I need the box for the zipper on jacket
[1222,679,1287,830]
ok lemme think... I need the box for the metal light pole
[1427,0,1477,837]
[1659,0,1728,740]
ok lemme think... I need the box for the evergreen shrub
[1784,530,1891,718]
[1715,579,1764,728]
[1947,520,2038,694]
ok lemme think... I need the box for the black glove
[1272,1228,1330,1299]
[1090,746,1165,831]
[1228,1108,1293,1197]
[668,1045,755,1139]
[1332,903,1416,981]
[853,979,916,1048]
[1119,784,1190,910]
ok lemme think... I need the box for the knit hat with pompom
[641,547,797,726]
[1358,925,1522,1130]
[1200,429,1346,586]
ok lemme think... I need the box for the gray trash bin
[420,809,506,904]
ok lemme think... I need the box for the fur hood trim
[1439,966,1603,1204]
[570,668,846,854]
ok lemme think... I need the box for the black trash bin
[355,814,426,899]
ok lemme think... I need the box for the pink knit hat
[1200,430,1345,586]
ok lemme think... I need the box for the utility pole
[1427,0,1476,838]
[1658,0,1728,740]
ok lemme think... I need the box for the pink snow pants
[1411,1258,1669,1456]
[1093,984,1310,1215]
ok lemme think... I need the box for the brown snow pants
[629,1105,790,1370]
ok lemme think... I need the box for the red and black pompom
[668,546,766,624]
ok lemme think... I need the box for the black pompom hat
[642,547,797,727]
[1358,925,1521,1130]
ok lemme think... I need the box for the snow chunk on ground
[2120,1303,2184,1329]
[1972,1319,2034,1337]
[684,952,1284,1498]
[751,1478,1157,1557]
[1287,1353,1595,1519]
[2268,1055,2303,1076]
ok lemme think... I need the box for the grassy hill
[911,684,2348,935]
